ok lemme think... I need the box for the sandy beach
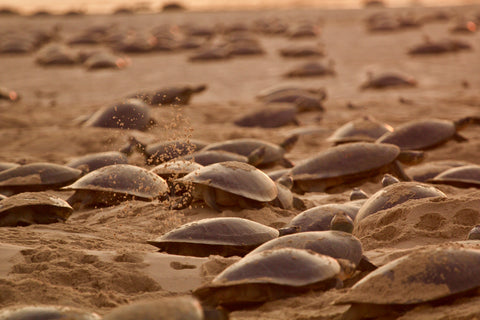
[0,3,480,319]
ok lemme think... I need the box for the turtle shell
[148,85,206,106]
[147,217,279,257]
[428,165,480,188]
[83,99,154,131]
[35,43,77,65]
[327,116,393,144]
[247,230,364,268]
[376,119,456,150]
[66,151,128,173]
[360,73,417,89]
[0,163,81,196]
[0,162,19,172]
[355,182,446,223]
[406,160,471,182]
[144,139,207,165]
[102,296,204,320]
[150,160,203,179]
[290,142,401,192]
[284,61,335,78]
[0,305,100,320]
[180,161,277,202]
[182,150,249,166]
[257,87,327,103]
[63,164,168,205]
[194,248,341,308]
[336,247,480,305]
[0,192,73,227]
[284,202,363,233]
[201,139,286,167]
[234,107,298,128]
[84,52,127,70]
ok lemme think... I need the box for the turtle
[0,162,19,172]
[354,181,446,223]
[279,202,363,235]
[201,136,298,168]
[279,45,324,58]
[449,19,477,33]
[226,41,265,56]
[150,159,203,195]
[257,87,327,112]
[233,106,299,128]
[63,164,169,209]
[84,52,129,70]
[289,142,424,194]
[467,225,480,240]
[0,87,20,102]
[131,84,207,106]
[335,247,480,319]
[188,46,232,61]
[376,117,480,150]
[327,116,394,144]
[174,161,278,212]
[194,248,346,309]
[266,168,291,181]
[0,305,100,320]
[35,43,77,66]
[247,231,364,270]
[0,36,36,54]
[65,151,128,174]
[360,72,417,89]
[161,2,187,11]
[0,192,73,227]
[428,164,480,188]
[405,160,472,182]
[102,296,226,320]
[287,23,321,38]
[124,137,208,165]
[256,85,327,101]
[0,163,82,196]
[407,36,471,55]
[284,61,335,78]
[83,99,156,131]
[147,217,279,257]
[181,150,252,166]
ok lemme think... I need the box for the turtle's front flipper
[453,132,468,142]
[170,192,193,210]
[247,146,266,167]
[203,186,222,212]
[389,161,411,181]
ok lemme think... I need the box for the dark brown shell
[0,192,73,227]
[102,297,203,320]
[327,116,393,144]
[0,162,19,172]
[194,248,341,307]
[201,139,286,167]
[355,182,446,223]
[0,163,82,195]
[429,165,480,188]
[182,150,249,166]
[247,230,364,267]
[376,119,456,150]
[0,305,100,320]
[147,217,279,257]
[150,160,203,178]
[290,142,400,191]
[84,52,126,70]
[360,73,417,89]
[285,201,364,233]
[180,161,277,202]
[234,107,298,128]
[83,99,154,131]
[66,151,128,173]
[63,164,168,200]
[336,247,480,305]
[406,160,472,182]
[35,43,77,65]
[284,61,335,78]
[144,139,208,165]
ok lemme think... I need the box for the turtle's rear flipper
[203,186,222,212]
[170,192,193,210]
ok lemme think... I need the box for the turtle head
[120,136,147,156]
[381,173,400,187]
[336,258,357,281]
[276,174,293,189]
[397,150,425,165]
[350,188,368,201]
[454,116,480,130]
[278,225,300,236]
[330,212,354,234]
[280,134,299,152]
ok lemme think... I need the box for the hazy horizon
[0,0,479,14]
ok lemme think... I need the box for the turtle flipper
[203,186,222,212]
[279,157,294,168]
[170,192,193,210]
[453,132,468,142]
[247,146,266,167]
[389,161,411,181]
